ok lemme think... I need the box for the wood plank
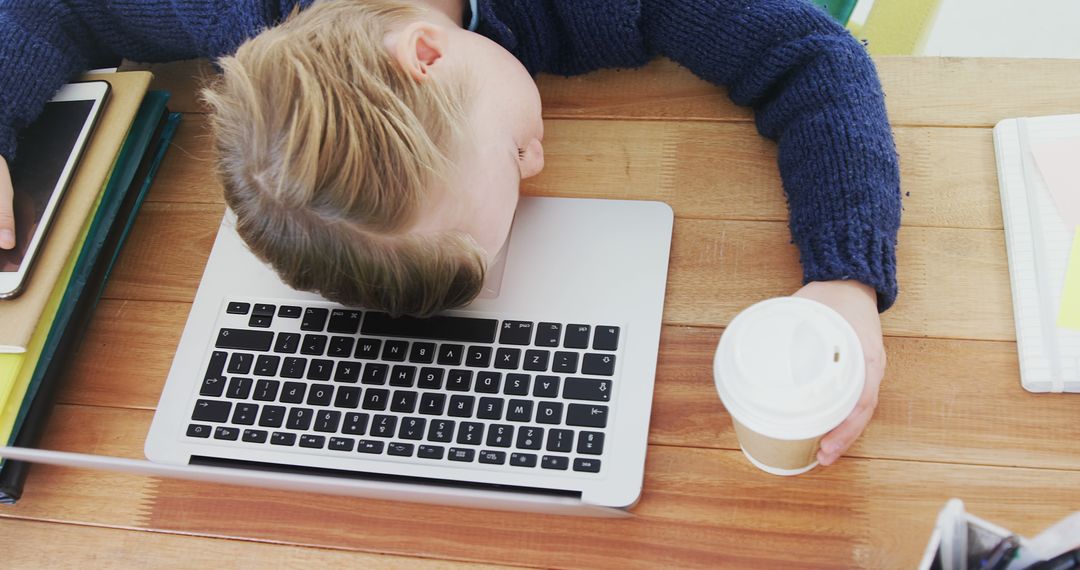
[154,113,1002,230]
[100,204,1014,341]
[0,519,510,569]
[134,58,1080,129]
[6,405,1078,569]
[58,303,1077,471]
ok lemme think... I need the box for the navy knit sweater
[0,0,901,310]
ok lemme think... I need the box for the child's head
[203,0,544,316]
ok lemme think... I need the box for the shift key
[563,378,611,402]
[216,328,273,351]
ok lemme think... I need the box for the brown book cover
[0,71,152,352]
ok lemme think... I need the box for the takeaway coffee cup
[713,297,864,476]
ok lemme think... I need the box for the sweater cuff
[0,123,15,162]
[796,219,899,312]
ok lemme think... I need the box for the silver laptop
[6,197,673,516]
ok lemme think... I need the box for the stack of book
[0,71,181,502]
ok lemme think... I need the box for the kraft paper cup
[713,297,865,476]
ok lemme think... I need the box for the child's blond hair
[202,0,485,317]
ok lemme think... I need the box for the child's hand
[792,279,886,466]
[0,156,13,249]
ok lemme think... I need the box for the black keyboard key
[465,346,492,368]
[552,351,578,374]
[287,407,314,430]
[253,379,280,401]
[362,388,390,411]
[446,370,472,391]
[577,431,605,455]
[567,404,609,428]
[274,332,300,354]
[301,334,328,356]
[398,417,426,440]
[355,338,382,359]
[252,303,276,317]
[226,302,250,315]
[564,325,591,349]
[391,390,418,413]
[418,445,445,459]
[307,385,333,406]
[448,395,475,417]
[363,312,498,343]
[516,426,544,450]
[506,399,533,422]
[457,422,484,445]
[301,308,329,331]
[232,403,259,425]
[214,426,240,441]
[254,355,280,376]
[486,424,514,447]
[535,322,562,347]
[418,367,444,389]
[199,376,226,397]
[226,377,253,399]
[409,342,436,363]
[248,314,272,328]
[388,442,415,457]
[382,340,409,362]
[477,397,503,420]
[278,305,302,318]
[329,437,355,452]
[582,353,616,376]
[533,375,560,398]
[242,429,268,444]
[504,374,530,396]
[542,455,569,470]
[536,401,563,424]
[510,453,537,468]
[522,350,549,372]
[362,363,389,385]
[390,365,417,387]
[493,348,521,370]
[593,326,620,351]
[280,382,306,404]
[205,350,227,380]
[574,458,602,473]
[342,412,369,435]
[371,414,398,437]
[306,359,333,381]
[271,432,296,446]
[475,372,501,393]
[357,440,384,454]
[428,419,455,442]
[335,386,361,409]
[227,352,253,375]
[448,448,475,462]
[314,410,341,432]
[437,343,464,365]
[259,405,286,428]
[187,424,211,438]
[300,434,325,449]
[216,328,272,351]
[281,357,306,379]
[547,429,574,452]
[419,392,447,415]
[498,321,533,345]
[479,450,507,465]
[327,309,362,334]
[328,336,355,358]
[334,361,362,383]
[564,378,612,402]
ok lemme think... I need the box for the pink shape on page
[1031,138,1080,228]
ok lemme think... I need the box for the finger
[0,157,14,249]
[817,403,874,466]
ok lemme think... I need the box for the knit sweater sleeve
[640,0,902,311]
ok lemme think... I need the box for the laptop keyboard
[185,300,620,476]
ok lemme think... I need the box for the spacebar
[361,312,498,343]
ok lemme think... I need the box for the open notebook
[993,114,1080,393]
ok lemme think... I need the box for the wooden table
[2,56,1079,568]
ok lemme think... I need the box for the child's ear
[386,22,448,81]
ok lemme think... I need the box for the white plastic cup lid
[713,297,865,440]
